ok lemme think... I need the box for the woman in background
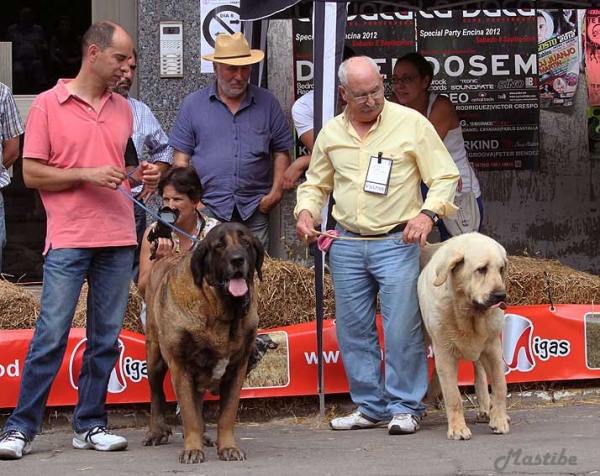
[390,52,483,241]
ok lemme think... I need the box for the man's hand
[89,165,128,189]
[136,186,156,203]
[140,161,161,190]
[402,213,434,248]
[296,210,318,244]
[282,155,311,192]
[258,191,282,214]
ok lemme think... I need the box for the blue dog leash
[117,186,201,244]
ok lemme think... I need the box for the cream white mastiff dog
[418,232,510,440]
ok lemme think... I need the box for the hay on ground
[257,257,335,329]
[0,279,40,329]
[0,279,143,333]
[2,254,600,332]
[507,255,600,306]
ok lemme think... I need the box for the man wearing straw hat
[170,32,294,251]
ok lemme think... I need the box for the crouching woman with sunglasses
[138,167,220,317]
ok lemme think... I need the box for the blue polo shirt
[169,82,294,221]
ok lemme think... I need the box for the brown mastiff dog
[142,222,264,463]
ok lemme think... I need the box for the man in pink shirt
[0,21,159,460]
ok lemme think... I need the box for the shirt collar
[209,81,256,106]
[55,78,114,104]
[341,99,388,130]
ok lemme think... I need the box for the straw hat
[202,32,264,66]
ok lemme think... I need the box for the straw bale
[2,255,600,332]
[0,279,40,329]
[507,255,600,306]
[72,282,144,334]
[257,257,335,329]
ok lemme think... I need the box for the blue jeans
[3,246,134,441]
[329,227,428,421]
[0,190,5,273]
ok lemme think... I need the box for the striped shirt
[128,96,173,195]
[0,82,25,188]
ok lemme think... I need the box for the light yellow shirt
[295,100,460,235]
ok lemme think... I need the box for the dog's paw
[489,414,510,434]
[447,425,472,440]
[179,448,205,464]
[218,446,246,461]
[142,426,172,446]
[476,411,490,423]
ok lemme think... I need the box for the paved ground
[1,398,599,476]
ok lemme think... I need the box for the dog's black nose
[492,291,507,303]
[230,256,244,268]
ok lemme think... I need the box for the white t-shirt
[427,93,481,198]
[291,91,314,138]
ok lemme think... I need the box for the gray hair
[338,56,380,88]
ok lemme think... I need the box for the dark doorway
[1,1,91,94]
[1,1,91,282]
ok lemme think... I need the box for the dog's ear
[252,235,265,281]
[501,257,508,281]
[433,249,464,286]
[191,240,210,288]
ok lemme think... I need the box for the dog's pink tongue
[228,278,248,297]
[491,302,507,310]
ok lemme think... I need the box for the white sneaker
[329,411,389,431]
[0,430,32,460]
[73,426,128,451]
[388,414,421,435]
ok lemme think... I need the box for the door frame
[6,0,138,123]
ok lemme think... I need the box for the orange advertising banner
[1,304,599,409]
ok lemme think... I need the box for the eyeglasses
[391,75,419,85]
[346,88,384,105]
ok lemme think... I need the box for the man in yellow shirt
[295,56,459,435]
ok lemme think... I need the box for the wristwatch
[420,209,439,225]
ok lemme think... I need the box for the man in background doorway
[112,48,172,283]
[0,82,25,274]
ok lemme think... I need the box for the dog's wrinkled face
[434,233,507,311]
[191,222,264,298]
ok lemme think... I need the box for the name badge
[364,154,392,195]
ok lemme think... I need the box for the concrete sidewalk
[1,400,599,476]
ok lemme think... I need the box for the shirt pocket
[247,127,271,157]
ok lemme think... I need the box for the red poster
[585,10,600,105]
